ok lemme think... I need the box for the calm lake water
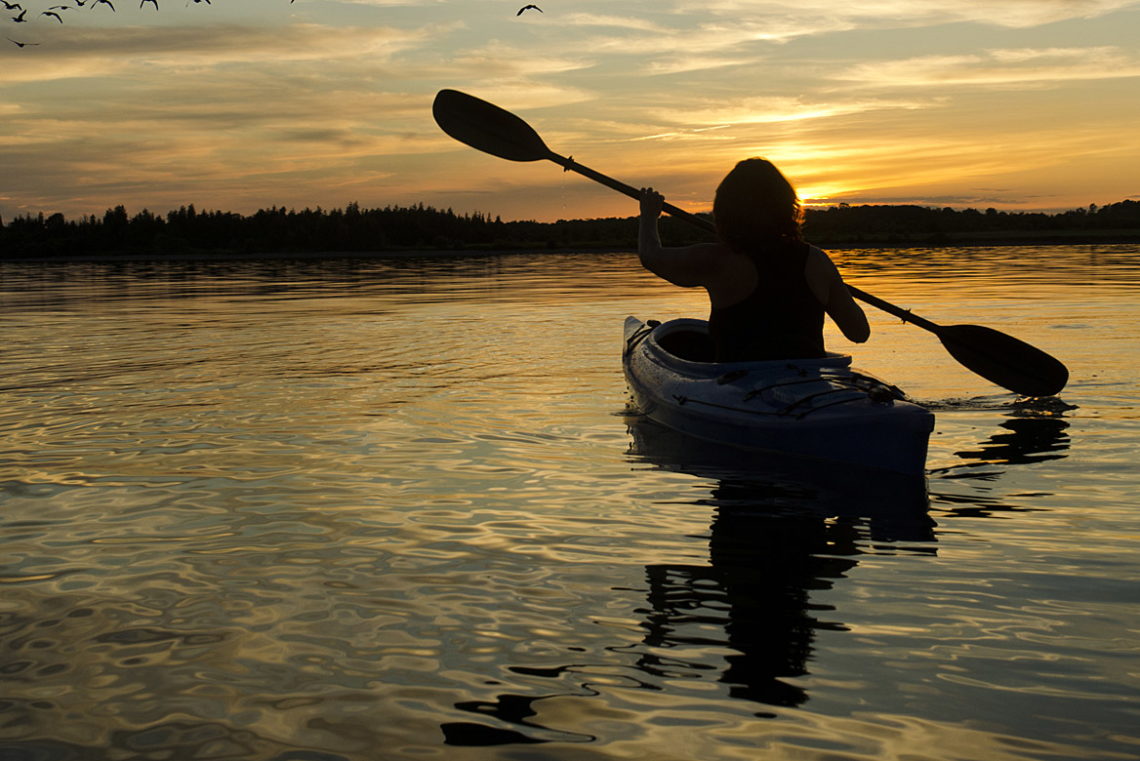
[1,245,1138,761]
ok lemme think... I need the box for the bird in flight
[0,1,22,9]
[7,37,39,47]
[92,0,115,9]
[42,9,63,21]
[140,0,157,8]
[517,4,542,15]
[11,8,26,21]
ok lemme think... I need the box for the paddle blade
[936,324,1069,397]
[432,89,553,162]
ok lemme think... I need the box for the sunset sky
[2,0,1139,224]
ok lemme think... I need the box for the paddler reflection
[627,416,933,711]
[954,408,1071,466]
[926,397,1073,519]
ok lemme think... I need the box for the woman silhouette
[639,158,869,361]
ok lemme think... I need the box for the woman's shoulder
[804,244,840,274]
[802,243,845,302]
[804,242,831,259]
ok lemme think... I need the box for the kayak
[623,316,935,475]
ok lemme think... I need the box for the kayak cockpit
[628,317,852,370]
[656,324,715,363]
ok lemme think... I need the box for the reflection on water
[627,418,932,713]
[925,399,1076,524]
[641,505,856,712]
[2,248,1138,761]
[930,396,1075,473]
[954,410,1072,466]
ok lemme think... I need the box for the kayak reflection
[627,415,933,712]
[626,414,933,535]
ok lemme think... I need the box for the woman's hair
[713,158,804,251]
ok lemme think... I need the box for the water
[1,246,1137,761]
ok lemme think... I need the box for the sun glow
[798,184,856,209]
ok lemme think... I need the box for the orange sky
[2,0,1139,223]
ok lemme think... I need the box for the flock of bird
[4,0,169,46]
[6,2,544,48]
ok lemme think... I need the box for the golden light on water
[3,246,1139,759]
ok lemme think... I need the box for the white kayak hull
[623,316,935,475]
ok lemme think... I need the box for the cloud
[0,22,449,83]
[643,55,759,75]
[761,120,1140,208]
[609,96,935,153]
[674,0,1139,30]
[557,13,672,32]
[474,2,1140,84]
[838,46,1140,88]
[650,97,928,128]
[448,41,593,78]
[334,0,447,4]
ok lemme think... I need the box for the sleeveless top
[707,241,826,362]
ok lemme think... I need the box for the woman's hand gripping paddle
[432,88,1069,397]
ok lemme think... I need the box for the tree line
[2,199,1138,258]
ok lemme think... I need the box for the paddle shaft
[845,285,940,332]
[550,153,713,233]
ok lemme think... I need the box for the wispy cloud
[448,41,594,78]
[676,0,1139,30]
[838,46,1140,88]
[650,97,929,129]
[334,0,447,5]
[0,22,450,83]
[557,13,672,32]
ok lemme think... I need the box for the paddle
[432,88,1069,397]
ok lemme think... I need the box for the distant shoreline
[3,231,1139,265]
[5,200,1137,263]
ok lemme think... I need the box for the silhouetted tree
[3,199,1138,259]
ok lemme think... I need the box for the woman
[639,158,869,362]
